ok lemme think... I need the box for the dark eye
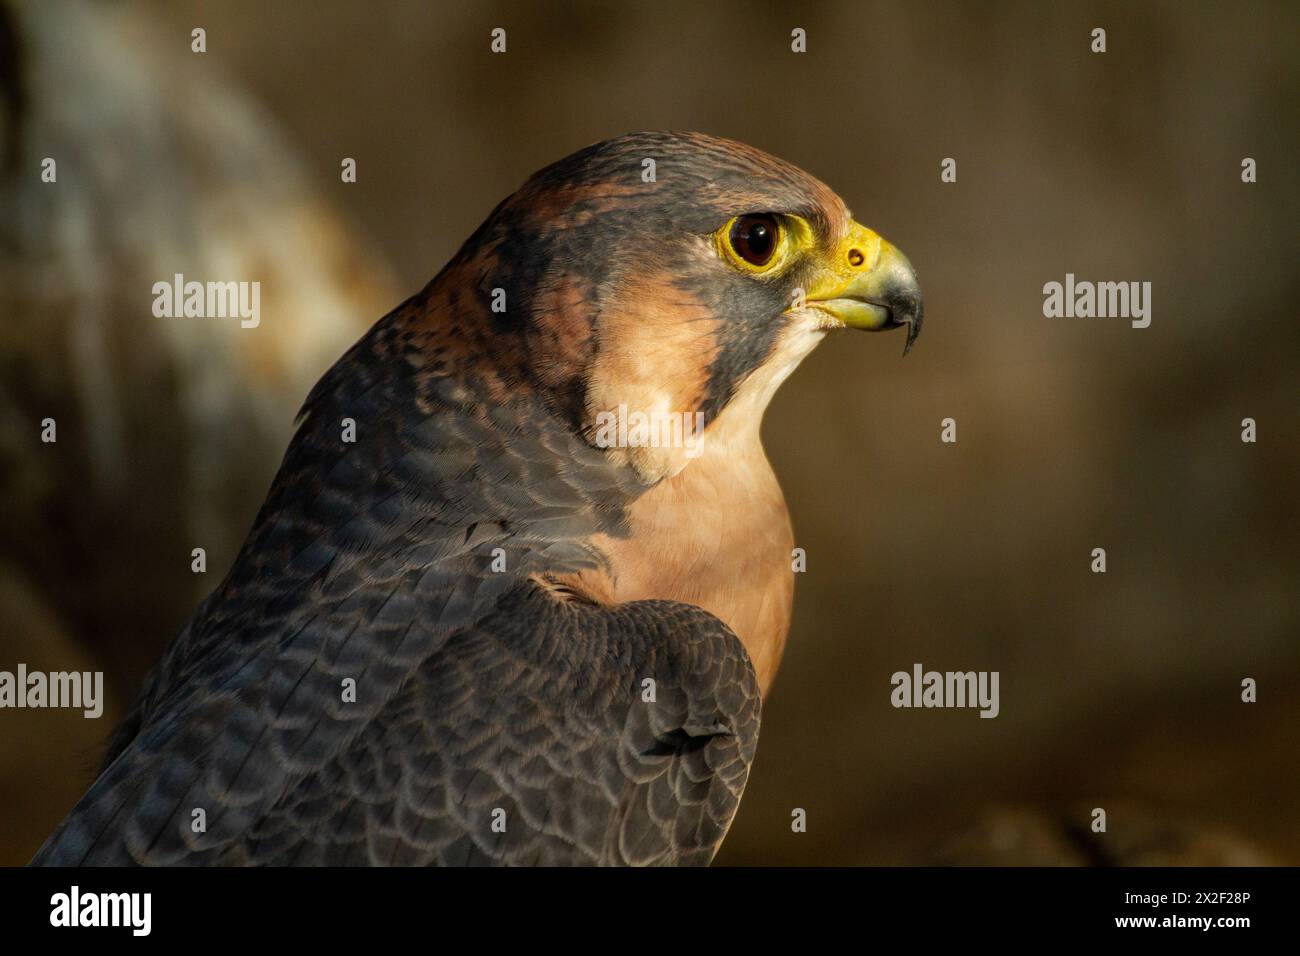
[729,214,780,267]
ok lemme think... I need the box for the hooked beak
[803,222,923,355]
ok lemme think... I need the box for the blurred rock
[0,0,399,861]
[930,805,1278,866]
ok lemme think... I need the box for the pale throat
[579,319,826,694]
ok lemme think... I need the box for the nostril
[847,248,865,267]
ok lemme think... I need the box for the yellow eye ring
[715,213,808,275]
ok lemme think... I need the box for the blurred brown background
[1,0,1296,865]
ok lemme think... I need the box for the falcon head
[426,130,922,481]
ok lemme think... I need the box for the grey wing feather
[32,585,759,866]
[33,312,760,866]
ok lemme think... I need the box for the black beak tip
[894,295,923,357]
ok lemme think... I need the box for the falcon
[34,131,922,866]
